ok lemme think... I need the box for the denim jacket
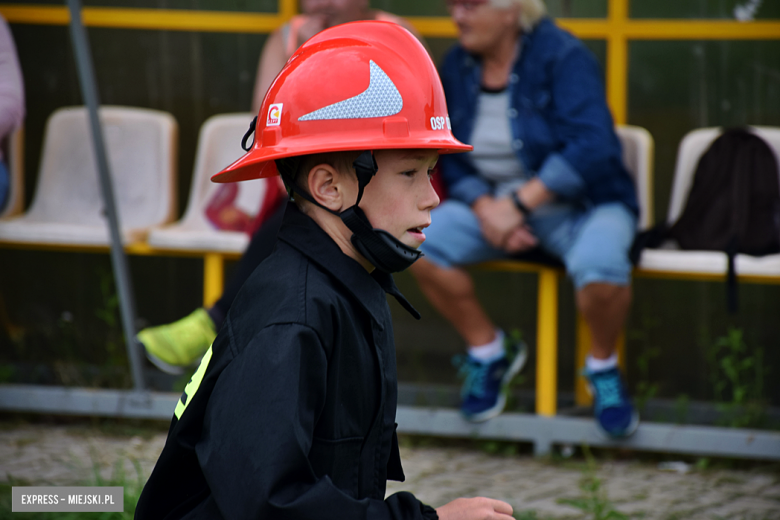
[438,18,638,215]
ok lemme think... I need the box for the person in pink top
[252,0,425,113]
[0,14,25,213]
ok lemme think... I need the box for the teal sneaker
[137,308,216,375]
[584,366,639,438]
[454,331,528,422]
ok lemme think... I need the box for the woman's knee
[565,204,636,288]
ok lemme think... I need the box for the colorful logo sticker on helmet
[267,103,283,126]
[298,61,402,121]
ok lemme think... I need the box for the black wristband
[511,190,532,216]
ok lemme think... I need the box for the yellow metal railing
[3,0,780,125]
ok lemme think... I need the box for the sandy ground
[1,423,778,519]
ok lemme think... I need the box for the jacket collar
[278,202,421,325]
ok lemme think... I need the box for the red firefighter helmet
[213,20,471,183]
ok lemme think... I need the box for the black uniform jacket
[136,203,437,520]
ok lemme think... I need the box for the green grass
[555,446,630,520]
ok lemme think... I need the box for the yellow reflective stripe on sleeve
[174,346,214,419]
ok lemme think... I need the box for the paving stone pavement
[1,424,778,519]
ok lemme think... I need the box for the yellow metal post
[203,253,224,309]
[536,268,558,416]
[606,0,629,126]
[279,0,297,21]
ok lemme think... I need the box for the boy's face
[356,149,441,250]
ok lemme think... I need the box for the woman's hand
[472,195,532,251]
[504,224,538,253]
[436,497,514,520]
[472,195,521,248]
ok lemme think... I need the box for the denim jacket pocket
[309,435,364,498]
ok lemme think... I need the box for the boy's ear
[307,163,347,212]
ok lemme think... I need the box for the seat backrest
[180,113,267,230]
[615,125,654,230]
[0,124,24,218]
[667,126,780,224]
[25,106,177,228]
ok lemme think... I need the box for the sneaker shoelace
[593,372,623,410]
[453,355,490,399]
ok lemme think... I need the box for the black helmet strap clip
[241,116,257,151]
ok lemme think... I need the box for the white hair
[490,0,547,32]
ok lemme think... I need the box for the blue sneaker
[454,334,528,422]
[584,366,639,438]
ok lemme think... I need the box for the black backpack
[631,127,780,312]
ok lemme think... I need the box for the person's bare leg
[576,282,632,359]
[410,258,496,347]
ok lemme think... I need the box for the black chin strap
[341,206,423,273]
[276,151,423,273]
[352,151,377,206]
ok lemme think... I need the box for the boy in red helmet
[136,21,513,520]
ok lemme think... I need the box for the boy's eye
[401,169,417,177]
[427,168,435,179]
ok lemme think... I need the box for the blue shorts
[419,200,637,289]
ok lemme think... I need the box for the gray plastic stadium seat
[616,124,654,229]
[637,126,780,278]
[147,113,272,253]
[0,106,177,245]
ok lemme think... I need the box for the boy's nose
[422,178,440,210]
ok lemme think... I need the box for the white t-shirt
[470,88,571,216]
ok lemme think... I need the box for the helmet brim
[212,138,472,183]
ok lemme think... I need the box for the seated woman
[410,0,640,437]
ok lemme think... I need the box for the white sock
[586,353,619,372]
[468,329,505,362]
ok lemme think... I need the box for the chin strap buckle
[241,116,257,151]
